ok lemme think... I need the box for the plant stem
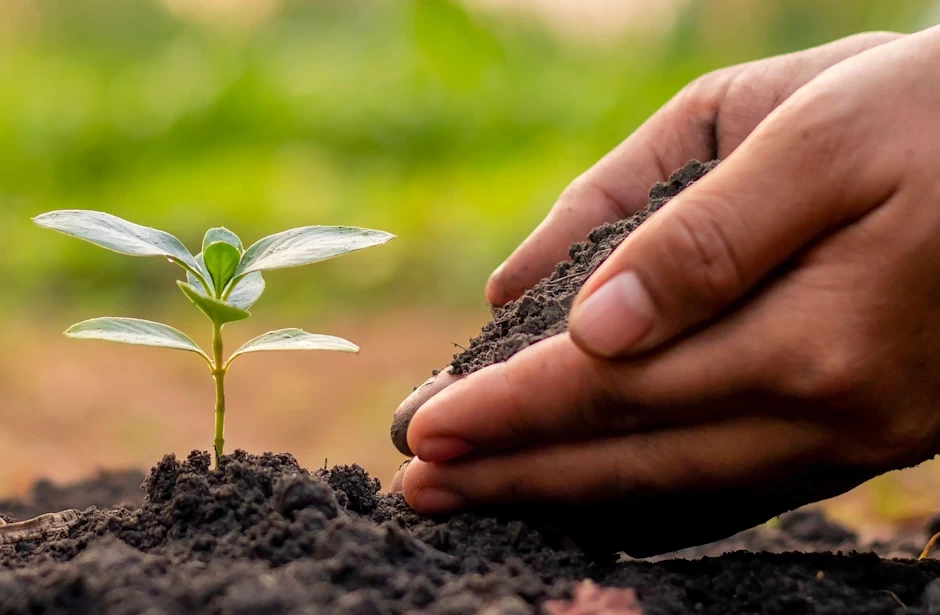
[212,321,226,468]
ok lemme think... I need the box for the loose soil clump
[449,158,719,375]
[2,160,939,613]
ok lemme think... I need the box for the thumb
[568,84,895,358]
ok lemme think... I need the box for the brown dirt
[449,158,718,375]
[0,450,938,614]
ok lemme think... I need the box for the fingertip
[485,261,517,307]
[400,457,425,509]
[391,367,462,457]
[401,458,469,514]
[390,459,410,493]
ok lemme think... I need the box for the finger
[391,366,463,457]
[484,73,728,307]
[405,313,768,462]
[485,31,903,308]
[567,69,901,359]
[402,415,830,515]
[390,459,410,493]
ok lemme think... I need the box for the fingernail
[391,367,460,458]
[571,271,655,357]
[390,459,410,493]
[486,262,509,307]
[415,437,473,463]
[414,487,468,514]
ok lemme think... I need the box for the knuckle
[780,336,873,401]
[663,199,746,310]
[845,30,904,49]
[495,361,531,444]
[764,84,860,164]
[609,434,692,495]
[558,174,626,220]
[677,68,734,116]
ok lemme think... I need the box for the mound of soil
[0,450,938,614]
[449,158,718,375]
[2,160,938,613]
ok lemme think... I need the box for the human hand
[390,30,903,458]
[392,27,940,556]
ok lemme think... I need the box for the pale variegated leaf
[226,272,265,310]
[227,328,358,366]
[33,210,200,272]
[65,317,209,362]
[234,226,394,278]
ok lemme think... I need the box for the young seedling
[32,210,394,466]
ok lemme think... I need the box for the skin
[389,27,940,554]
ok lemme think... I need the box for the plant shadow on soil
[2,160,940,614]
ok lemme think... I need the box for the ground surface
[0,450,938,614]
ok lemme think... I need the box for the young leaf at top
[234,226,395,279]
[178,281,251,325]
[202,227,243,254]
[226,328,359,367]
[188,253,266,310]
[203,241,240,296]
[32,210,201,273]
[65,317,210,363]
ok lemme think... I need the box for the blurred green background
[1,0,939,535]
[3,0,937,318]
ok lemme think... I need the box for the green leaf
[227,328,359,366]
[234,226,395,278]
[65,317,209,362]
[227,272,266,310]
[203,227,243,254]
[204,241,240,297]
[178,281,251,325]
[33,210,200,273]
[188,254,265,310]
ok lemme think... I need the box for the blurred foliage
[0,0,936,319]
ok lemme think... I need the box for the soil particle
[449,159,719,375]
[1,450,938,614]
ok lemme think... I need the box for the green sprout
[32,210,394,465]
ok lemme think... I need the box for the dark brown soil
[3,159,939,613]
[1,450,938,614]
[0,469,146,524]
[450,158,719,375]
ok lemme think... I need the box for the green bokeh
[0,0,934,319]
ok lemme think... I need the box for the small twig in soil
[548,272,579,286]
[451,342,468,351]
[877,590,907,609]
[0,509,81,545]
[919,531,940,560]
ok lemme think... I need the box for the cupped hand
[390,30,903,457]
[392,27,940,555]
